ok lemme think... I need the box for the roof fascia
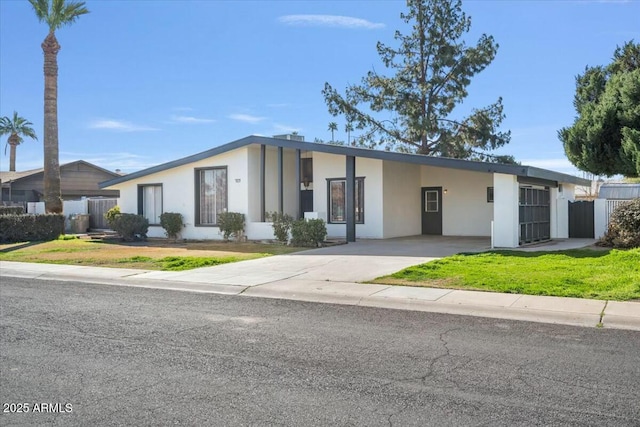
[100,134,591,188]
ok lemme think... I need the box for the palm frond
[28,0,50,23]
[29,0,89,31]
[0,111,38,141]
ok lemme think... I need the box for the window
[425,190,439,212]
[138,184,162,224]
[195,167,227,225]
[327,177,364,224]
[487,187,494,203]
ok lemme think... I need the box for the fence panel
[88,198,118,229]
[606,200,631,225]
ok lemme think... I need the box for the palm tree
[29,0,89,213]
[345,122,354,146]
[0,112,38,172]
[328,122,338,142]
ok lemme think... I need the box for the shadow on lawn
[0,241,42,253]
[458,248,612,259]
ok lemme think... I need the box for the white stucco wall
[312,152,384,238]
[552,186,569,239]
[594,198,607,239]
[420,166,493,236]
[105,148,250,240]
[247,146,261,222]
[246,145,298,221]
[493,173,519,247]
[555,183,574,239]
[382,160,421,238]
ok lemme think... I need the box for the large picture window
[138,184,162,225]
[327,177,364,224]
[196,167,227,226]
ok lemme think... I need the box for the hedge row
[0,206,24,215]
[0,214,65,243]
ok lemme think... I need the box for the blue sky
[1,0,638,175]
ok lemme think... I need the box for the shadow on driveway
[296,236,491,258]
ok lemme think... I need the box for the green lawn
[372,248,640,301]
[0,238,303,271]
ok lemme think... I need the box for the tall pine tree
[322,0,513,163]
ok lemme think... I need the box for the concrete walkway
[2,236,638,331]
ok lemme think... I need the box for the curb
[2,263,639,331]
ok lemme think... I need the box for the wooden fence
[88,198,118,229]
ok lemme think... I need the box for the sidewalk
[2,260,638,331]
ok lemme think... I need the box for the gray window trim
[326,177,365,224]
[137,183,163,225]
[194,166,228,227]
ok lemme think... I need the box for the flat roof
[100,135,591,188]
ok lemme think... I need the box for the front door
[421,187,442,235]
[300,190,313,218]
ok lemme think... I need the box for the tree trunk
[42,32,62,213]
[8,134,19,172]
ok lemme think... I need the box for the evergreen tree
[323,0,513,163]
[560,41,640,177]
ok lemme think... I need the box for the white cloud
[522,158,582,175]
[89,119,159,132]
[228,113,266,124]
[60,151,164,173]
[279,14,385,30]
[272,123,301,134]
[171,115,216,124]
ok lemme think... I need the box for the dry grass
[0,237,305,270]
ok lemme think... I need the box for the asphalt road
[1,278,639,426]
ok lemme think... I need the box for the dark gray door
[569,201,594,238]
[300,190,313,218]
[421,187,442,235]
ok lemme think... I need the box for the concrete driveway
[135,236,491,285]
[131,236,597,288]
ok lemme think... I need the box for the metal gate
[519,187,551,244]
[88,198,117,229]
[568,200,594,238]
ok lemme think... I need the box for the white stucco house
[99,135,590,248]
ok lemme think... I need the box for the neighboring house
[598,183,640,200]
[1,160,120,204]
[99,135,590,248]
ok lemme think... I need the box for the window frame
[137,183,163,225]
[487,186,494,203]
[424,190,439,213]
[326,177,365,224]
[194,166,228,227]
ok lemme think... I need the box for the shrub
[110,213,149,242]
[160,212,184,240]
[104,205,121,228]
[0,206,24,215]
[218,212,245,241]
[267,211,293,243]
[0,214,65,243]
[290,218,327,247]
[601,198,640,248]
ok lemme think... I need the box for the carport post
[295,149,301,219]
[346,155,356,242]
[260,144,266,222]
[277,146,284,214]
